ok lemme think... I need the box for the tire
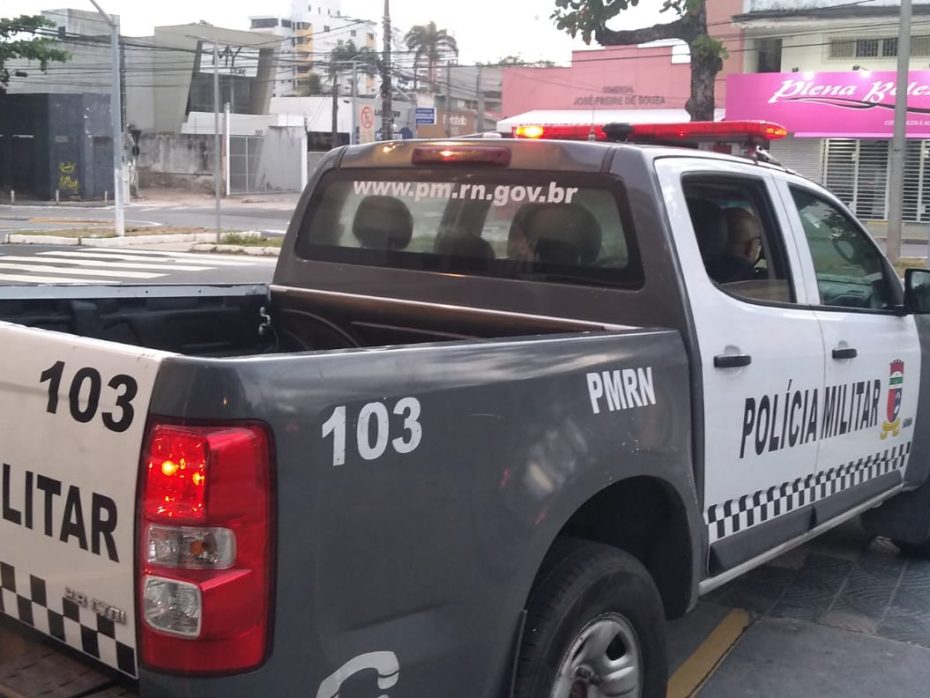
[514,538,667,698]
[893,538,930,557]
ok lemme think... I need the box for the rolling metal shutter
[770,137,824,184]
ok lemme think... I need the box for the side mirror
[904,268,930,314]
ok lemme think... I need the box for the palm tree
[404,21,458,92]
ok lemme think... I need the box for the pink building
[499,0,745,131]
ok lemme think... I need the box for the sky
[2,0,667,64]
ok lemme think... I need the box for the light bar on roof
[513,124,608,141]
[512,120,788,144]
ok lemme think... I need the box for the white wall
[181,112,305,136]
[781,30,930,72]
[254,126,307,191]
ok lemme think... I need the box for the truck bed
[0,283,615,357]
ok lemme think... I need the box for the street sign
[415,107,437,125]
[359,105,375,143]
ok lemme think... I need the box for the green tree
[488,55,556,67]
[551,0,727,121]
[296,71,323,96]
[1,15,69,92]
[404,21,458,91]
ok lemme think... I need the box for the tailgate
[0,320,171,678]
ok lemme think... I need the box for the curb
[4,234,81,246]
[191,244,280,257]
[3,232,219,246]
[82,233,219,247]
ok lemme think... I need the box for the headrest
[352,196,413,250]
[508,203,602,265]
[687,198,728,262]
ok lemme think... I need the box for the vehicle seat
[434,232,495,260]
[686,198,730,283]
[508,203,601,265]
[352,195,414,250]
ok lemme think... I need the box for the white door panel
[776,176,921,489]
[655,159,825,545]
[816,312,920,480]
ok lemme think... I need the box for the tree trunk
[687,46,718,121]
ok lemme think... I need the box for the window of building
[250,18,278,29]
[282,19,292,28]
[829,36,928,59]
[756,37,782,72]
[683,177,795,304]
[367,32,375,42]
[323,25,330,32]
[855,38,879,58]
[829,39,855,58]
[350,30,357,37]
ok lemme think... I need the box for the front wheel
[893,538,930,557]
[514,539,667,698]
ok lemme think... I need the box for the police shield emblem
[881,360,904,439]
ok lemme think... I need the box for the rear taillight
[138,423,274,674]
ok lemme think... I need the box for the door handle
[832,347,858,360]
[714,354,752,369]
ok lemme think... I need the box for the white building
[250,0,379,98]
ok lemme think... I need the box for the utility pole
[381,0,393,140]
[89,0,125,236]
[331,71,340,148]
[212,40,222,242]
[351,62,358,145]
[445,61,452,137]
[888,0,912,263]
[476,66,485,134]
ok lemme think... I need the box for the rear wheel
[514,539,667,698]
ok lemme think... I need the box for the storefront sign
[727,71,930,138]
[573,85,667,107]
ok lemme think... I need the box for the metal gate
[228,136,263,195]
[228,131,303,195]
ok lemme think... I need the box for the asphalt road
[0,244,276,286]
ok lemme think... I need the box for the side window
[789,187,898,311]
[683,177,795,304]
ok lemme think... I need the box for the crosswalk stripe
[0,273,113,284]
[0,262,161,279]
[0,255,212,272]
[37,249,274,266]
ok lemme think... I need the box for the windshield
[295,169,643,289]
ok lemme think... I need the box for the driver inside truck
[724,207,763,274]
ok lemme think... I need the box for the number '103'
[322,397,423,466]
[40,361,138,433]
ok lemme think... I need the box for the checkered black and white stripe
[0,561,136,676]
[706,442,911,543]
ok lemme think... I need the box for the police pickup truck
[1,120,929,698]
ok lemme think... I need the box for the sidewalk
[0,188,301,210]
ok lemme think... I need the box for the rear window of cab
[295,169,644,289]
